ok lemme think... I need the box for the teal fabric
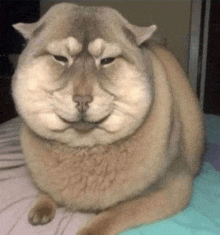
[205,115,220,145]
[121,114,220,235]
[121,163,220,235]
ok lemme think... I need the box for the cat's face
[12,3,156,147]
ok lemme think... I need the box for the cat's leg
[77,174,192,235]
[28,194,57,225]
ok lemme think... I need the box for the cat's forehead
[37,3,126,44]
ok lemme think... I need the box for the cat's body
[12,3,204,234]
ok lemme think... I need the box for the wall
[40,0,191,72]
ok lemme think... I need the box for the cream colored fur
[12,3,204,234]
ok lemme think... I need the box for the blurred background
[0,0,219,123]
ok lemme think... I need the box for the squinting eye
[100,57,115,65]
[53,55,68,63]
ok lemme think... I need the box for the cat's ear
[12,22,39,40]
[130,24,157,45]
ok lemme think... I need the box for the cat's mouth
[58,115,110,132]
[71,121,98,132]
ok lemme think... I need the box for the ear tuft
[13,22,38,39]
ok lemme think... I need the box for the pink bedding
[0,118,94,235]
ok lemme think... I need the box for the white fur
[88,38,105,57]
[47,37,82,66]
[88,38,122,67]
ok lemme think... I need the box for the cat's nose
[73,95,93,112]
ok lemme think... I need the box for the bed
[0,115,219,235]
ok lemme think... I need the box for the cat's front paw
[28,194,56,225]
